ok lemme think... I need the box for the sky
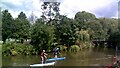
[1,0,119,19]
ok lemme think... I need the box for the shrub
[2,42,36,56]
[11,49,17,56]
[69,45,80,52]
[2,42,13,56]
[78,41,93,50]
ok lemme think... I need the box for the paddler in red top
[41,50,47,64]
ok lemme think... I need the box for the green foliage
[31,18,55,51]
[18,12,27,19]
[75,40,93,50]
[108,31,120,48]
[11,12,31,43]
[74,11,96,29]
[2,42,35,56]
[2,8,119,54]
[75,11,96,23]
[2,10,14,43]
[82,42,93,49]
[76,29,90,41]
[86,20,105,40]
[55,16,77,47]
[2,10,31,43]
[11,50,17,56]
[99,18,118,35]
[69,45,80,52]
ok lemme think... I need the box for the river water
[2,47,119,67]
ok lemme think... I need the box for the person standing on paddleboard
[41,50,47,64]
[53,48,60,58]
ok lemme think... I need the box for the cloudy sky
[1,0,119,18]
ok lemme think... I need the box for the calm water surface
[2,48,119,66]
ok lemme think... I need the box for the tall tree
[2,10,14,43]
[31,18,54,51]
[108,31,120,48]
[99,18,118,35]
[12,12,31,43]
[86,20,104,40]
[55,16,77,47]
[74,11,96,29]
[41,2,60,25]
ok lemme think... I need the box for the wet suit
[53,48,60,58]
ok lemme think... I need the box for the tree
[55,16,77,47]
[41,2,60,25]
[76,29,90,41]
[11,12,31,43]
[86,20,104,40]
[2,10,14,43]
[18,12,27,19]
[31,18,55,51]
[108,31,120,48]
[99,18,118,35]
[74,11,96,29]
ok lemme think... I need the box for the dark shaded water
[2,48,119,66]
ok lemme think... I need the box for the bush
[79,41,93,50]
[2,42,36,56]
[82,42,92,49]
[11,49,17,56]
[2,43,13,56]
[69,45,80,52]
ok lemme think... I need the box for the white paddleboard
[30,62,55,67]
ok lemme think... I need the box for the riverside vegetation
[2,2,120,56]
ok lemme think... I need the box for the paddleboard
[46,57,66,61]
[30,62,55,67]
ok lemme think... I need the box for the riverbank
[2,41,93,56]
